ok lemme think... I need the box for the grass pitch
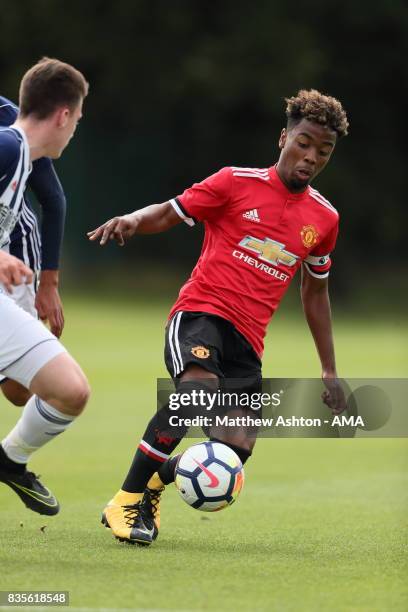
[0,296,407,611]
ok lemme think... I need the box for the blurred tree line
[1,0,407,304]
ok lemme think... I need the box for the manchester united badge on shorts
[191,346,210,359]
[300,225,319,248]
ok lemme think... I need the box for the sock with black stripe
[1,395,76,464]
[121,379,218,493]
[121,409,183,493]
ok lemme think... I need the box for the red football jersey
[169,166,339,357]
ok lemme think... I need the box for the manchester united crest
[300,225,319,248]
[191,346,210,359]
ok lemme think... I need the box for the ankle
[0,444,26,473]
[147,473,165,490]
[112,490,143,505]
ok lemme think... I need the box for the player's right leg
[102,363,217,545]
[0,289,90,515]
[102,312,223,545]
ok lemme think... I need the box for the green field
[0,297,407,612]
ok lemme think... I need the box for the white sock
[2,396,76,464]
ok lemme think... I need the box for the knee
[30,352,91,416]
[70,379,91,414]
[210,437,253,463]
[181,364,218,384]
[62,376,91,415]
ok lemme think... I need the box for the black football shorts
[164,311,262,383]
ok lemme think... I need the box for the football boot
[101,490,154,545]
[142,473,165,540]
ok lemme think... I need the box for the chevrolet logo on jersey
[239,236,299,267]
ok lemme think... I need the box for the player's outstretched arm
[87,202,182,246]
[301,264,346,415]
[0,251,33,293]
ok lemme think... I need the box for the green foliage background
[1,0,407,303]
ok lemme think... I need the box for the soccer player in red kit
[89,89,349,545]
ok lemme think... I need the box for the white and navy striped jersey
[0,125,32,252]
[0,97,66,272]
[0,99,40,270]
[7,193,42,271]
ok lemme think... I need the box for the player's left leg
[144,411,255,538]
[151,323,262,490]
[0,379,31,406]
[152,407,256,491]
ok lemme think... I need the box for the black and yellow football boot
[101,490,154,546]
[142,473,165,540]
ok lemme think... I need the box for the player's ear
[278,128,287,150]
[55,107,70,128]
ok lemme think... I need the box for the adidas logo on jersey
[243,209,260,223]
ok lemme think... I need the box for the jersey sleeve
[0,98,20,189]
[303,219,339,278]
[0,96,18,127]
[0,131,20,198]
[28,157,67,270]
[170,167,233,225]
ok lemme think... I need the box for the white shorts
[0,284,66,388]
[0,278,38,384]
[5,278,38,319]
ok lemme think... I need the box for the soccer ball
[175,441,245,512]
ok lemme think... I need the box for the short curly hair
[285,89,349,138]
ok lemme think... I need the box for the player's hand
[87,214,139,246]
[35,272,65,338]
[0,252,33,293]
[321,374,347,415]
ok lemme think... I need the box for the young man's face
[276,118,337,192]
[47,99,83,159]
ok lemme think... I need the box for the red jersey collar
[269,165,310,200]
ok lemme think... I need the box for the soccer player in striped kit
[0,58,90,516]
[89,89,349,546]
[0,95,66,407]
